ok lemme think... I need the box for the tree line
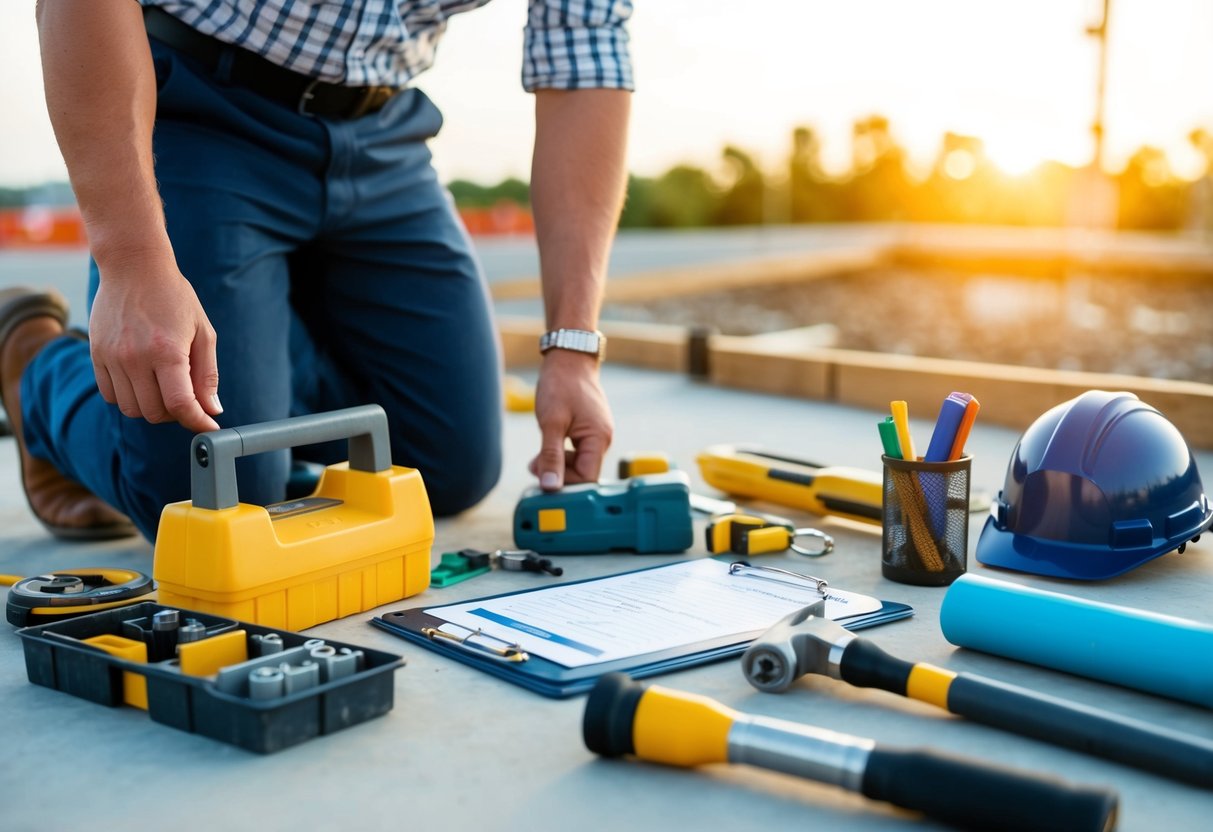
[453,119,1213,232]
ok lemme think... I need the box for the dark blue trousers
[22,39,503,540]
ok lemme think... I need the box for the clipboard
[372,559,913,698]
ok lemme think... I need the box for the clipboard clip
[729,561,829,597]
[421,626,530,663]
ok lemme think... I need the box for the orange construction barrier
[0,207,88,248]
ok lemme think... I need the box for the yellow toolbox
[154,405,433,631]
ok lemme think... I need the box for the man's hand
[529,88,630,490]
[530,350,613,489]
[89,253,222,434]
[39,1,220,433]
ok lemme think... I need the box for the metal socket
[248,666,285,700]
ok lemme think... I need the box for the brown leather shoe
[0,286,137,540]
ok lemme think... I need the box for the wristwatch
[539,328,607,361]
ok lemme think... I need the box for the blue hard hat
[976,390,1212,580]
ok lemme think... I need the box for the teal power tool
[513,472,694,554]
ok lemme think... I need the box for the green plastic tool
[430,551,492,588]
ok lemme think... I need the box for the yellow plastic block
[746,525,792,554]
[504,375,536,412]
[178,629,248,677]
[620,453,671,477]
[83,634,149,710]
[154,462,434,630]
[538,508,567,533]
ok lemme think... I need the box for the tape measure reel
[6,568,155,627]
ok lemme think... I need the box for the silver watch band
[539,328,606,360]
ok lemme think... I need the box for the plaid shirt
[141,0,634,91]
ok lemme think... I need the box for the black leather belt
[143,6,398,119]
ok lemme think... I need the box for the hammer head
[740,600,855,693]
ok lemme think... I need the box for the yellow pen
[890,400,916,461]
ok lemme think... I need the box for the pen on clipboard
[422,626,530,663]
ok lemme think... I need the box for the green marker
[878,416,903,459]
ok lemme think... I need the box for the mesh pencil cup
[881,454,971,586]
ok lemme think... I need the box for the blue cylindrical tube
[940,574,1213,708]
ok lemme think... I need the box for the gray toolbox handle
[191,405,392,510]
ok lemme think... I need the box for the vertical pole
[1088,0,1111,173]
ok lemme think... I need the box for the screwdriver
[583,673,1118,832]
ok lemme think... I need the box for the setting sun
[984,139,1052,177]
[986,135,1052,177]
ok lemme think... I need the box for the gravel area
[602,269,1213,383]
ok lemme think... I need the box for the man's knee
[116,441,193,542]
[413,438,502,517]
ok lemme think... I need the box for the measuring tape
[4,568,156,627]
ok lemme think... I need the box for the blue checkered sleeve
[523,0,634,91]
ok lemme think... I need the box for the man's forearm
[37,0,170,267]
[531,89,631,331]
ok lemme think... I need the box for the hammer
[742,602,1213,789]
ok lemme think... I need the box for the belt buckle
[297,78,323,117]
[347,85,390,120]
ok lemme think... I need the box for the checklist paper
[425,559,883,668]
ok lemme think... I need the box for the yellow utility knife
[696,444,883,525]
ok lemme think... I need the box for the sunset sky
[2,0,1211,187]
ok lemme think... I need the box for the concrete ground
[1,363,1210,831]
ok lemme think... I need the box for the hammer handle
[949,673,1213,789]
[839,639,1213,789]
[839,638,916,693]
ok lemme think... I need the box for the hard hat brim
[974,516,1176,581]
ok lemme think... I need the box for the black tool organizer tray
[17,601,404,753]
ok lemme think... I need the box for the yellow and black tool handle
[583,673,1118,832]
[705,514,834,557]
[704,514,792,555]
[839,639,1213,790]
